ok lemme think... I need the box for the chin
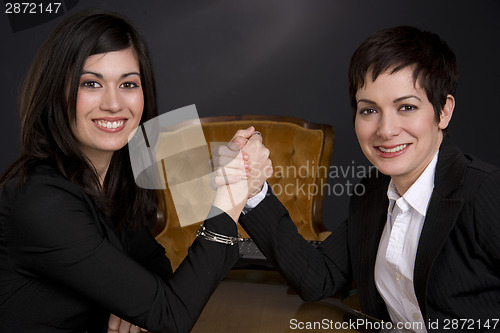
[99,144,127,153]
[371,163,406,177]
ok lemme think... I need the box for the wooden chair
[153,115,334,270]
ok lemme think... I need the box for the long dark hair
[1,9,158,229]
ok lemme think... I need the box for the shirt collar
[386,151,439,217]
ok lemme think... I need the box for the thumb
[228,126,255,151]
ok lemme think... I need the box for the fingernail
[244,163,251,169]
[242,153,249,160]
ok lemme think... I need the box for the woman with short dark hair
[234,26,500,332]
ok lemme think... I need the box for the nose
[100,88,123,112]
[376,113,401,139]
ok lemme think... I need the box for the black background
[1,0,499,230]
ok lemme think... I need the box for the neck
[96,164,109,186]
[392,178,412,197]
[84,152,113,186]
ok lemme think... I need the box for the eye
[120,82,140,89]
[399,104,417,112]
[359,108,377,116]
[80,81,102,89]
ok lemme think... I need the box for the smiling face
[354,66,454,194]
[72,47,144,173]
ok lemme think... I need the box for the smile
[377,144,408,153]
[93,119,127,132]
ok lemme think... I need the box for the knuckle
[230,137,246,150]
[233,136,245,144]
[243,139,254,148]
[235,129,246,136]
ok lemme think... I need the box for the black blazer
[240,139,500,331]
[0,163,239,332]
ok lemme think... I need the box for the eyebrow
[81,71,141,79]
[357,99,376,105]
[357,95,422,105]
[392,95,421,103]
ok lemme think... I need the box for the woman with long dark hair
[0,9,256,332]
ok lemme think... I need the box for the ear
[438,94,455,130]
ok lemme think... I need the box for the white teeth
[95,120,124,129]
[378,144,408,153]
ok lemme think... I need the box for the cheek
[354,120,374,144]
[403,115,439,139]
[354,118,362,138]
[75,91,97,117]
[130,91,145,117]
[133,100,144,123]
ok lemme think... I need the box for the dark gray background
[1,0,499,231]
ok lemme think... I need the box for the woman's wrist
[213,182,248,222]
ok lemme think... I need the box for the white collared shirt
[242,182,268,214]
[374,152,439,333]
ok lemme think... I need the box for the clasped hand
[212,127,273,220]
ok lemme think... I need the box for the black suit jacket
[0,163,239,332]
[240,139,500,331]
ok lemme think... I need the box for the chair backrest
[154,115,334,270]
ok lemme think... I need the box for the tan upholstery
[154,115,334,270]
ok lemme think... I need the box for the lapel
[413,138,468,319]
[350,173,391,319]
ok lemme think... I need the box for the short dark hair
[2,9,158,229]
[348,26,458,123]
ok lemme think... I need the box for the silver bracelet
[196,224,242,245]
